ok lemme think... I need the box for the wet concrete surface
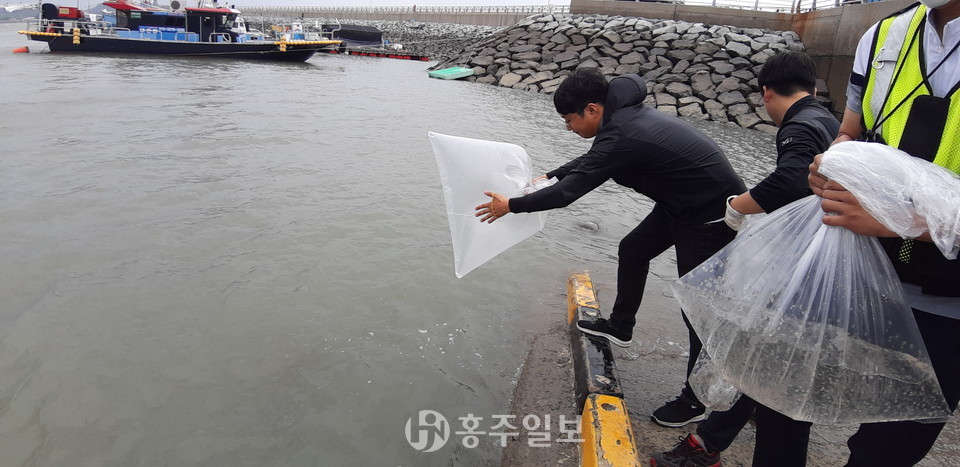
[504,262,959,466]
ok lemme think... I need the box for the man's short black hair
[757,51,817,97]
[553,67,608,115]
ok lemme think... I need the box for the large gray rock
[750,52,770,64]
[634,19,654,31]
[665,82,693,97]
[724,32,752,43]
[691,72,713,92]
[659,73,687,84]
[704,99,728,121]
[716,77,741,93]
[679,103,707,119]
[601,30,623,43]
[694,43,721,55]
[470,55,495,67]
[656,105,679,117]
[652,25,677,36]
[717,91,747,105]
[499,73,523,87]
[513,51,542,62]
[709,61,736,75]
[735,113,762,128]
[667,49,697,62]
[730,67,753,79]
[620,51,645,65]
[644,66,671,81]
[549,32,571,45]
[727,103,752,117]
[597,57,619,69]
[580,47,601,61]
[654,33,680,42]
[615,64,642,75]
[655,92,678,106]
[725,41,752,58]
[522,71,555,85]
[553,50,579,63]
[729,57,752,69]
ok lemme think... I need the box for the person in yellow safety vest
[810,0,960,465]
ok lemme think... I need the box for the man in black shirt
[652,52,840,467]
[475,67,746,427]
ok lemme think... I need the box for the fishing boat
[17,0,341,62]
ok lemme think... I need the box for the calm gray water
[0,22,774,466]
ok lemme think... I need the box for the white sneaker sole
[576,323,632,348]
[651,412,707,428]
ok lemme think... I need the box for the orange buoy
[13,46,29,53]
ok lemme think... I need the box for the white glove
[724,195,745,231]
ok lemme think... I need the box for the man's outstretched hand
[475,191,510,223]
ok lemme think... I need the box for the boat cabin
[99,2,246,42]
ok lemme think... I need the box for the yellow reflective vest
[862,3,960,173]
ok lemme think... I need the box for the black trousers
[846,309,960,466]
[608,203,735,401]
[697,396,811,466]
[697,396,755,453]
[753,402,812,467]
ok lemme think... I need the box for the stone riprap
[429,13,818,132]
[363,20,502,60]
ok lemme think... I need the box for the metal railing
[242,5,571,14]
[679,0,859,13]
[243,0,869,15]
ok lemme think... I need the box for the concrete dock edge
[567,272,642,467]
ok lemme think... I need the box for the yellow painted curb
[567,272,599,324]
[581,394,642,467]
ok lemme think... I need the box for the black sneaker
[650,434,721,467]
[651,394,706,428]
[576,318,632,348]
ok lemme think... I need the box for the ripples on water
[0,23,773,466]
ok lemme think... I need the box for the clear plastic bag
[674,194,950,424]
[819,141,960,259]
[429,132,553,278]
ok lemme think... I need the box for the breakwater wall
[431,13,808,131]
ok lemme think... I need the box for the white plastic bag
[429,132,553,278]
[673,194,950,424]
[819,141,960,259]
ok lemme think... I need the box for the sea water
[0,22,776,466]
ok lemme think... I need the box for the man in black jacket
[475,67,746,427]
[651,52,840,467]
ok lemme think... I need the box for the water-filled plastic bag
[674,141,956,424]
[429,132,552,278]
[819,141,960,259]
